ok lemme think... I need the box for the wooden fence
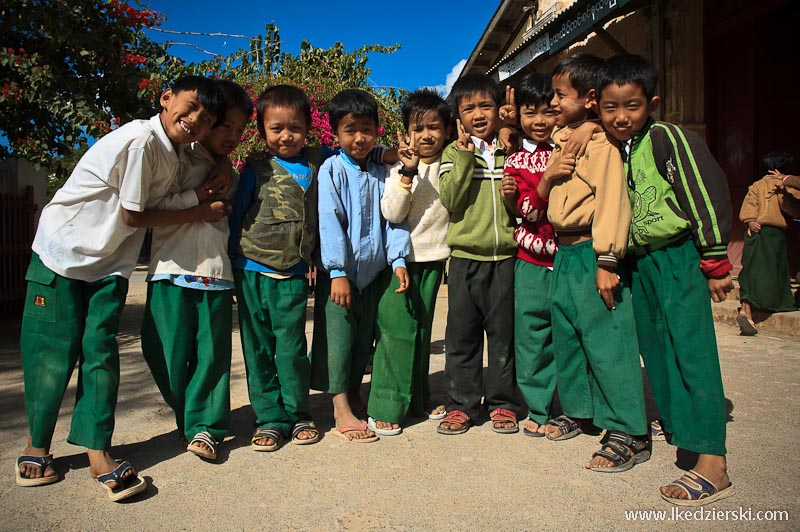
[0,186,36,316]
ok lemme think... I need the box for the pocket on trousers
[23,261,58,323]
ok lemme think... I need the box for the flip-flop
[187,431,218,460]
[522,419,546,438]
[427,405,447,420]
[15,455,59,487]
[330,420,379,443]
[736,315,758,336]
[94,460,146,502]
[367,417,402,436]
[661,469,735,507]
[650,420,667,441]
[251,427,285,452]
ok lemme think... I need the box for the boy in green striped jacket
[597,54,735,507]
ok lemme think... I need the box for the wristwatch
[399,166,418,177]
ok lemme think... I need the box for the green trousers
[141,281,232,442]
[739,225,796,312]
[514,259,556,425]
[630,237,727,455]
[310,270,381,395]
[368,262,444,423]
[235,270,310,436]
[20,253,128,450]
[550,240,647,436]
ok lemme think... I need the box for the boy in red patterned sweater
[500,73,577,437]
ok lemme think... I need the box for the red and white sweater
[504,140,557,267]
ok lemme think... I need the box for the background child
[543,54,649,472]
[141,80,252,461]
[310,88,410,443]
[499,73,559,438]
[228,84,324,451]
[437,73,519,436]
[17,76,226,501]
[597,54,734,504]
[737,150,800,334]
[367,89,452,435]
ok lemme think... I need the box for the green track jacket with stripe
[626,118,732,260]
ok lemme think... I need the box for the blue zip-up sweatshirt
[317,151,409,290]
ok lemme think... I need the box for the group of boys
[15,51,735,508]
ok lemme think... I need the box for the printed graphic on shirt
[631,168,663,239]
[34,295,46,306]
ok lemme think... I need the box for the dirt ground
[0,270,798,531]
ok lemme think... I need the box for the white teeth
[179,121,192,135]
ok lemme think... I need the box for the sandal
[15,454,59,487]
[490,408,519,434]
[427,405,447,420]
[437,410,472,435]
[588,430,651,473]
[661,469,735,507]
[522,418,546,438]
[94,460,147,502]
[187,431,218,460]
[251,427,285,452]
[367,417,402,436]
[736,315,758,336]
[650,420,666,441]
[545,415,584,441]
[291,420,320,445]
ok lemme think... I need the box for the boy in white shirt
[141,80,252,462]
[17,76,228,502]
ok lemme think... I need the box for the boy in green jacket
[597,54,735,507]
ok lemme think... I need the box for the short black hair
[255,84,312,138]
[169,75,226,123]
[552,53,604,97]
[327,89,379,132]
[401,88,452,131]
[760,150,794,175]
[217,80,253,123]
[516,72,554,110]
[597,54,657,101]
[447,73,502,113]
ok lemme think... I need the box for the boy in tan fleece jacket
[540,54,648,473]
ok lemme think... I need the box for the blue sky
[144,0,499,94]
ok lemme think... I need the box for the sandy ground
[0,270,799,531]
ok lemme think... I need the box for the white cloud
[428,59,467,96]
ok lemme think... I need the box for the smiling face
[159,89,218,146]
[599,82,660,142]
[202,107,249,157]
[520,102,559,144]
[550,73,594,127]
[408,110,450,162]
[456,91,499,142]
[261,105,309,159]
[335,113,377,165]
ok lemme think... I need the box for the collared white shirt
[471,135,498,171]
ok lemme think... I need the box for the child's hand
[455,119,474,152]
[197,199,231,222]
[542,152,576,182]
[596,266,620,310]
[501,174,518,200]
[708,273,733,303]
[204,157,234,196]
[397,132,419,174]
[394,267,410,294]
[498,126,519,154]
[746,220,761,235]
[330,277,352,308]
[563,121,601,158]
[499,85,518,126]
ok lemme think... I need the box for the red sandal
[490,408,519,434]
[437,410,471,435]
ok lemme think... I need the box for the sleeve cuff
[699,258,732,278]
[596,254,619,270]
[391,258,407,271]
[329,269,347,279]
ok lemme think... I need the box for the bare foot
[18,440,57,481]
[427,405,446,418]
[660,454,730,500]
[373,419,400,431]
[87,450,137,489]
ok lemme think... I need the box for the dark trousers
[444,256,517,420]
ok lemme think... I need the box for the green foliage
[0,0,193,186]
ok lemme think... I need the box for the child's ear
[159,89,174,110]
[584,88,597,111]
[648,96,661,115]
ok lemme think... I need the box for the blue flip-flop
[661,469,735,506]
[95,460,146,502]
[15,455,59,487]
[522,419,546,438]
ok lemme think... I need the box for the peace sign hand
[499,85,518,126]
[455,119,474,152]
[397,131,419,170]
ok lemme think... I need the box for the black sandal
[291,420,320,445]
[588,430,651,473]
[545,415,584,441]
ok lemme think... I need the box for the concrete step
[711,298,800,337]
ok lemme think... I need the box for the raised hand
[397,131,419,171]
[455,119,474,152]
[499,85,518,126]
